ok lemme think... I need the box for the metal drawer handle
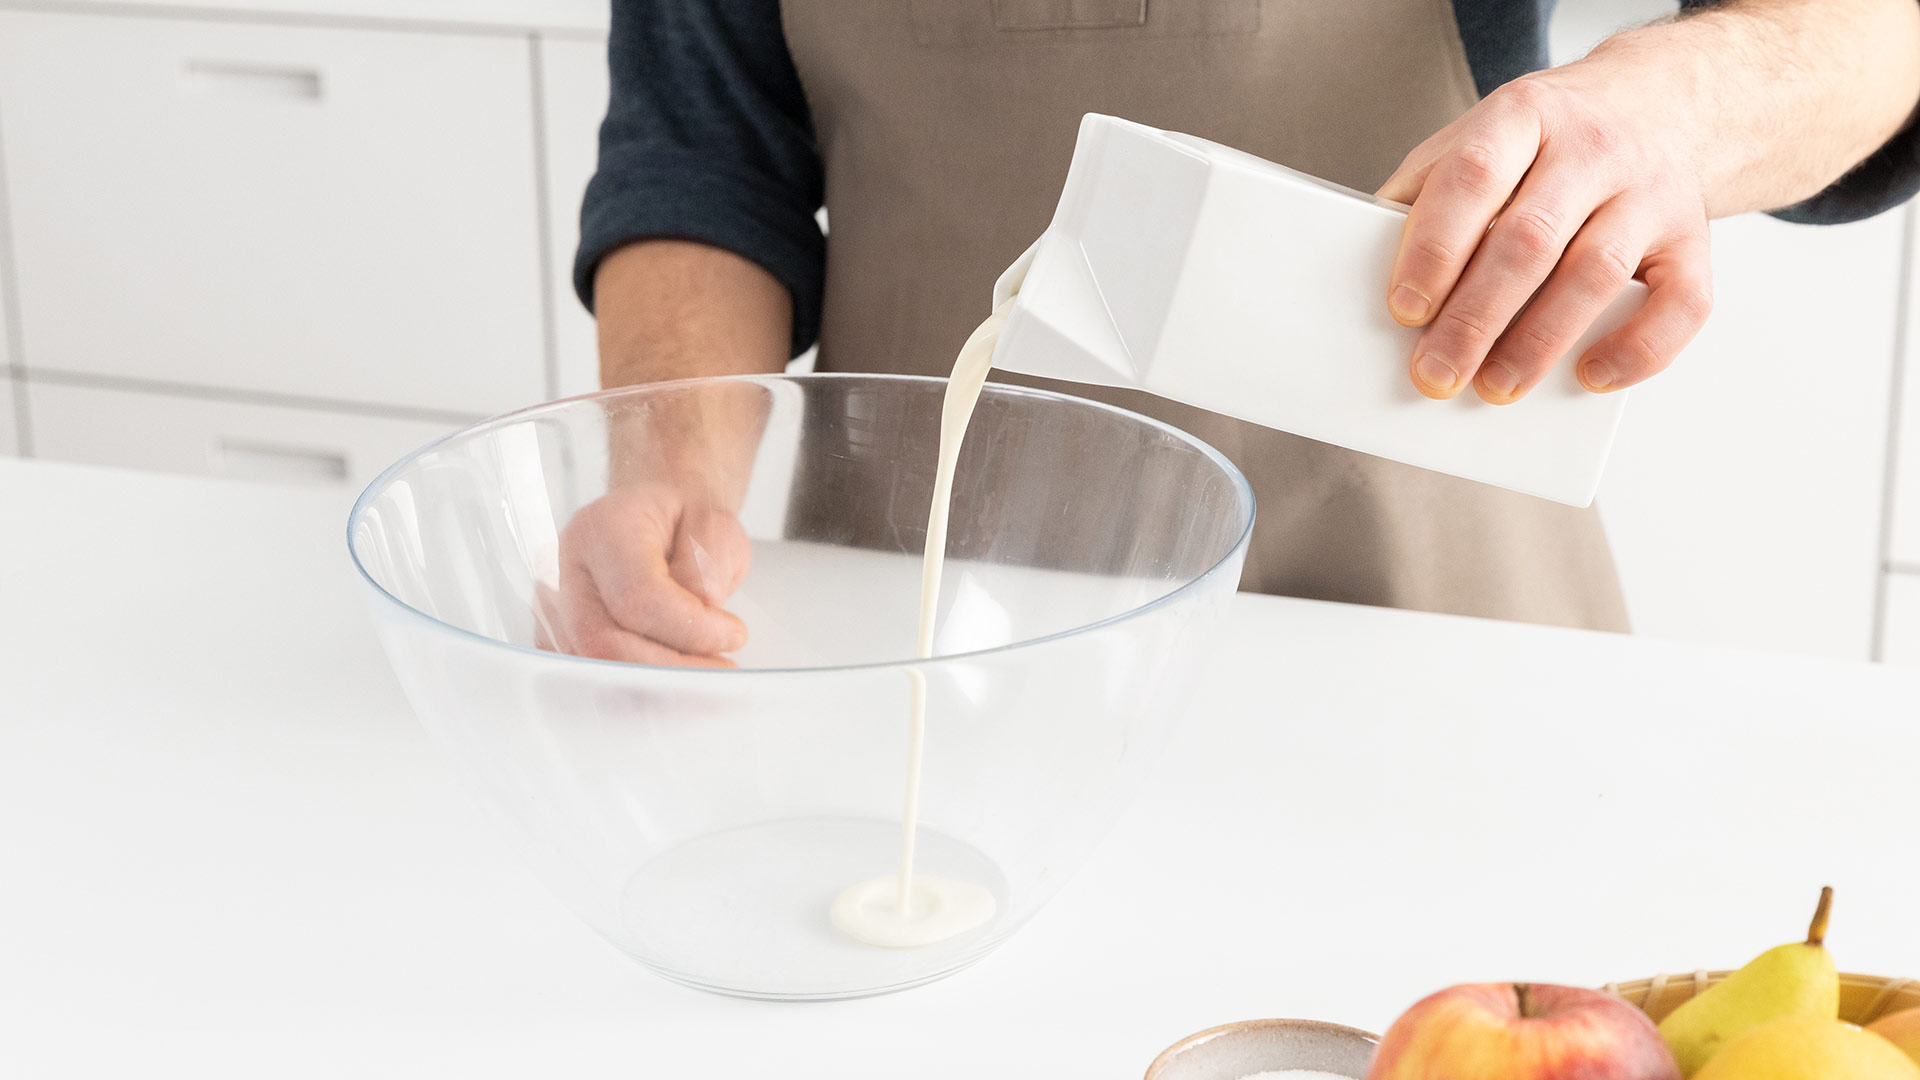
[184,60,323,102]
[214,438,348,484]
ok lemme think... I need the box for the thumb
[669,505,751,606]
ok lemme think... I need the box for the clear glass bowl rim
[345,372,1258,677]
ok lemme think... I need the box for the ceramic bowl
[1144,1018,1380,1080]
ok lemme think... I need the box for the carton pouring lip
[991,238,1040,309]
[986,113,1641,509]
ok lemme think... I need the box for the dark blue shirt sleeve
[573,0,825,358]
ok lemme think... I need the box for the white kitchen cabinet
[538,35,609,401]
[0,11,547,415]
[1882,573,1920,668]
[0,376,18,456]
[11,0,610,33]
[1598,212,1904,661]
[28,378,457,492]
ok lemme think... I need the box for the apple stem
[1807,886,1833,946]
[1514,983,1533,1017]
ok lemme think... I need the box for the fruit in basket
[1870,1007,1920,1065]
[1658,887,1840,1076]
[1364,982,1680,1080]
[1691,1015,1920,1080]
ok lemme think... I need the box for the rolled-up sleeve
[1675,0,1920,225]
[574,0,825,357]
[1768,118,1920,225]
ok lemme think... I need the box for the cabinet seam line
[0,101,32,454]
[1870,203,1915,662]
[528,33,561,402]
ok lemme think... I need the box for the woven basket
[1605,972,1920,1026]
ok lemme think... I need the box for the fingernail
[1414,353,1458,393]
[1581,359,1616,391]
[1479,360,1520,398]
[1389,284,1431,324]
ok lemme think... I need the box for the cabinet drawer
[28,380,458,492]
[0,11,546,415]
[1884,573,1920,669]
[1,376,18,456]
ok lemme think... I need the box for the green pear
[1659,888,1841,1077]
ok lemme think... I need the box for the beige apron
[779,0,1629,631]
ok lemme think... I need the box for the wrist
[1578,0,1920,218]
[1574,20,1734,214]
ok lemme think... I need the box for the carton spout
[987,232,1142,388]
[991,237,1039,309]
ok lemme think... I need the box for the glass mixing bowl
[348,374,1254,1000]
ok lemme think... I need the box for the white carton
[989,114,1644,507]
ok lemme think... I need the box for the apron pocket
[996,0,1144,30]
[910,0,1260,46]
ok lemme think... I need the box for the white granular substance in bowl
[1239,1072,1354,1080]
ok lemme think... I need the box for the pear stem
[1807,886,1834,946]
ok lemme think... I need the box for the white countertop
[4,456,1917,1079]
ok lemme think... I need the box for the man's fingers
[544,486,753,667]
[1475,197,1649,404]
[556,558,737,668]
[1575,234,1713,393]
[588,543,749,657]
[1411,185,1603,399]
[1385,106,1543,331]
[669,505,753,605]
[568,488,749,657]
[588,627,738,669]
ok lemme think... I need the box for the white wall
[1600,214,1901,659]
[1554,0,1910,660]
[0,376,17,457]
[1885,572,1920,667]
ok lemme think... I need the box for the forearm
[595,239,790,504]
[1590,0,1920,218]
[596,238,792,387]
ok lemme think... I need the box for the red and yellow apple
[1366,983,1681,1080]
[1871,1007,1920,1066]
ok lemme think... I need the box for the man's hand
[544,240,789,667]
[1379,68,1711,404]
[1379,0,1920,405]
[540,481,751,667]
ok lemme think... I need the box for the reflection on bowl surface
[349,374,1254,1000]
